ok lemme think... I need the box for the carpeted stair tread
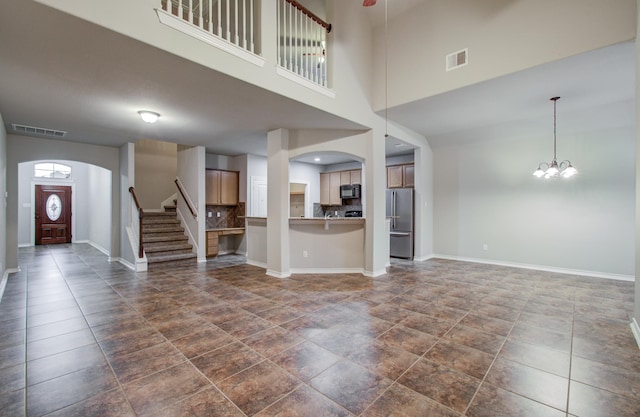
[144,242,193,253]
[146,252,197,264]
[143,233,188,243]
[141,207,195,265]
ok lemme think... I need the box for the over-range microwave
[340,184,361,199]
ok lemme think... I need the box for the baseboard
[246,259,266,269]
[413,254,435,262]
[631,319,640,350]
[431,254,634,282]
[0,269,8,302]
[363,268,387,278]
[86,240,110,257]
[0,267,20,303]
[18,243,32,248]
[266,269,291,278]
[290,267,365,275]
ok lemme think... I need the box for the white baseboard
[363,268,388,278]
[0,267,21,303]
[18,243,31,248]
[85,240,110,257]
[413,254,435,262]
[246,259,266,269]
[290,267,365,275]
[431,254,634,282]
[266,269,291,279]
[631,319,640,350]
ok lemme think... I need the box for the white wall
[289,161,323,209]
[87,164,112,253]
[135,139,177,209]
[0,115,6,279]
[177,145,206,260]
[433,125,635,278]
[120,143,136,267]
[372,0,637,110]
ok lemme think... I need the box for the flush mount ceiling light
[533,97,577,179]
[138,110,160,124]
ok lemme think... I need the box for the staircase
[142,205,196,266]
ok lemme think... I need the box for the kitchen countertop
[289,217,365,224]
[206,227,246,232]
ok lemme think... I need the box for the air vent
[446,48,468,71]
[12,124,67,138]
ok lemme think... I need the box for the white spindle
[178,0,183,19]
[198,0,203,29]
[288,2,293,71]
[188,0,193,24]
[225,0,230,41]
[208,0,212,32]
[217,0,221,37]
[242,0,247,49]
[249,0,254,52]
[294,6,298,74]
[234,0,239,45]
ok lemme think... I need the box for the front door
[35,185,72,245]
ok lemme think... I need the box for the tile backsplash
[206,202,245,229]
[313,203,363,218]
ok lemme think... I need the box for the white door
[250,176,267,217]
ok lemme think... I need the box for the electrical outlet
[216,212,221,218]
[482,243,488,251]
[207,212,212,218]
[303,250,308,258]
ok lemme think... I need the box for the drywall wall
[0,116,6,279]
[372,0,636,110]
[433,122,635,277]
[120,143,136,267]
[289,161,323,211]
[135,139,177,210]
[87,164,112,254]
[177,145,205,260]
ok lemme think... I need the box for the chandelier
[532,97,577,179]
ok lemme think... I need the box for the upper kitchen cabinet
[320,172,341,205]
[206,169,239,205]
[387,164,414,188]
[340,169,361,185]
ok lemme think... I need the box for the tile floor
[1,244,639,416]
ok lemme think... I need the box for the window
[34,162,71,179]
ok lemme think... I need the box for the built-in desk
[206,227,245,257]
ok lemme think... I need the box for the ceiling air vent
[12,124,67,138]
[446,48,468,72]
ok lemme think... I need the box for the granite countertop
[206,227,246,232]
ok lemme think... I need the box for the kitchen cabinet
[206,169,239,205]
[387,164,414,188]
[340,169,362,185]
[320,172,341,205]
[207,229,245,257]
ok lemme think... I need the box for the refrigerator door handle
[390,231,410,236]
[392,191,397,229]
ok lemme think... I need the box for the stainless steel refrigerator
[386,188,414,259]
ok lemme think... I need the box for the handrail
[128,186,144,259]
[284,0,332,33]
[174,179,198,218]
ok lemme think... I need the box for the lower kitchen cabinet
[206,231,219,257]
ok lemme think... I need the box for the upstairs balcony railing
[277,0,330,88]
[158,0,331,90]
[160,0,257,54]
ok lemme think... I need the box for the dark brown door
[35,185,72,245]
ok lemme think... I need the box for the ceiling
[0,1,635,167]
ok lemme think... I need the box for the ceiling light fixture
[138,110,160,124]
[533,97,577,179]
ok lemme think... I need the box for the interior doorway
[35,184,72,245]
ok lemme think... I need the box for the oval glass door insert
[46,194,62,221]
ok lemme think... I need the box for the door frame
[30,179,76,246]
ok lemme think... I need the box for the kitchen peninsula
[245,216,366,274]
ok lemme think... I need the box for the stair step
[146,251,197,264]
[143,218,180,225]
[144,242,193,253]
[143,234,188,243]
[163,205,177,212]
[144,211,177,217]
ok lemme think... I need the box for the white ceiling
[0,1,635,166]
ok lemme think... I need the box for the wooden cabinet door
[320,173,330,205]
[403,165,414,188]
[220,171,239,205]
[350,169,361,185]
[206,170,221,204]
[387,166,403,188]
[340,171,351,185]
[330,172,341,204]
[206,231,219,257]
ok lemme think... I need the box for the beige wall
[135,138,177,209]
[372,0,637,110]
[0,115,7,278]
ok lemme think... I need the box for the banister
[284,0,332,33]
[174,179,198,218]
[128,186,144,258]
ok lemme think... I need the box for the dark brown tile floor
[1,244,639,416]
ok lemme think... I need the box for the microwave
[340,184,361,199]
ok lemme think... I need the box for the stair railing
[175,179,198,218]
[128,187,144,258]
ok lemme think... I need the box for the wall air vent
[12,124,67,138]
[446,48,468,72]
